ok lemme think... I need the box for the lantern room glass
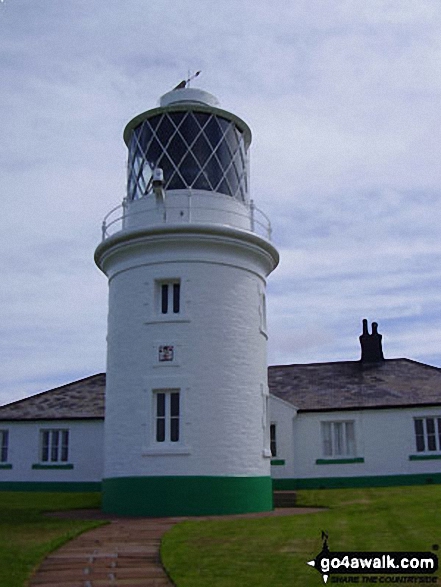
[127,110,249,202]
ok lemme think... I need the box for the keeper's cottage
[94,87,279,516]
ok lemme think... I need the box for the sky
[1,0,441,405]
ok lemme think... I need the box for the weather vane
[173,70,201,90]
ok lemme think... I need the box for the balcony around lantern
[100,189,272,241]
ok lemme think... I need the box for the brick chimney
[359,319,384,363]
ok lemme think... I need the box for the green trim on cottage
[409,454,441,461]
[0,464,12,470]
[102,475,273,516]
[0,481,101,492]
[32,463,74,470]
[316,457,364,465]
[273,472,441,490]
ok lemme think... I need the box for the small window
[0,430,9,463]
[154,390,180,443]
[40,429,69,463]
[414,417,441,453]
[159,281,180,315]
[270,423,277,457]
[321,421,355,457]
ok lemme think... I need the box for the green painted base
[273,472,441,491]
[0,482,101,492]
[102,475,273,517]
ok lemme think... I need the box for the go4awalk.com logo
[307,532,439,584]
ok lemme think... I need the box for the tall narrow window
[321,421,355,457]
[414,418,441,452]
[260,293,267,332]
[161,284,169,314]
[159,281,181,315]
[173,283,180,314]
[0,430,9,463]
[270,423,277,457]
[156,393,166,442]
[155,390,180,443]
[40,429,69,462]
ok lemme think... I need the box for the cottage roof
[1,359,441,420]
[0,374,105,420]
[268,358,441,412]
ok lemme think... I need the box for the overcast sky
[1,0,441,405]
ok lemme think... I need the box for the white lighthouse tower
[95,86,279,516]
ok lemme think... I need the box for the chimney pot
[359,319,384,363]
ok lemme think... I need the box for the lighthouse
[95,86,279,516]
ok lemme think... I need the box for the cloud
[1,0,441,405]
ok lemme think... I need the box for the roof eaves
[297,402,441,414]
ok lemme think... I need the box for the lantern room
[123,88,251,204]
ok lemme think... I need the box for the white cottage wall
[269,395,297,480]
[285,406,441,487]
[0,420,103,488]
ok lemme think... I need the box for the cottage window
[321,421,355,457]
[40,429,69,463]
[155,390,180,443]
[414,417,441,453]
[0,430,9,463]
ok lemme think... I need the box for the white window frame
[40,429,69,463]
[153,389,180,444]
[0,430,9,463]
[414,417,441,453]
[321,421,356,458]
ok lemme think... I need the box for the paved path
[29,508,324,587]
[29,516,179,587]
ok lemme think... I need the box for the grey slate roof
[1,359,441,420]
[0,374,105,420]
[268,359,441,412]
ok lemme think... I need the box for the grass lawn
[161,485,441,586]
[0,492,103,587]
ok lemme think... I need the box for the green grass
[0,492,104,587]
[161,485,441,586]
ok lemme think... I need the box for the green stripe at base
[102,475,273,517]
[0,482,101,492]
[273,472,441,491]
[409,454,441,461]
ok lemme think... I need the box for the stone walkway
[29,516,179,587]
[29,507,323,587]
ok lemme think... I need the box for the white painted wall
[2,401,440,485]
[287,406,441,480]
[269,395,297,480]
[0,419,103,483]
[123,191,254,234]
[98,220,278,481]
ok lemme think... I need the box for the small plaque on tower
[158,345,174,362]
